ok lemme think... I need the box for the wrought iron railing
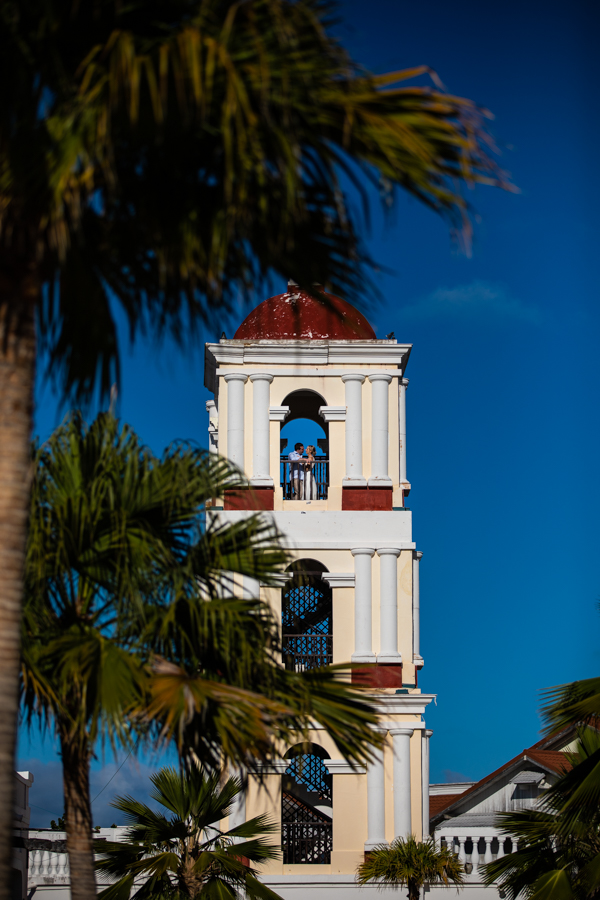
[282,634,333,671]
[282,821,333,865]
[280,456,329,500]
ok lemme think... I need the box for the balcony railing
[282,821,333,865]
[280,457,329,500]
[436,830,517,880]
[283,634,333,671]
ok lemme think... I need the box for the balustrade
[283,633,333,671]
[280,456,329,500]
[438,830,516,880]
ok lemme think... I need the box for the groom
[288,442,305,499]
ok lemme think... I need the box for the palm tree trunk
[408,881,421,900]
[60,729,97,898]
[0,283,36,898]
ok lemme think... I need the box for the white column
[365,732,387,850]
[399,377,409,486]
[341,374,366,485]
[368,374,392,484]
[391,727,413,838]
[413,551,424,666]
[351,549,376,663]
[242,576,260,600]
[206,400,218,453]
[458,838,467,864]
[378,549,401,663]
[249,373,273,484]
[471,838,480,868]
[224,373,247,470]
[422,729,432,837]
[229,767,247,833]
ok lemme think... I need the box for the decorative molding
[206,340,412,368]
[319,405,346,422]
[413,654,425,668]
[342,477,367,487]
[351,652,377,664]
[260,573,292,588]
[323,759,366,775]
[367,476,393,487]
[254,759,288,774]
[249,373,273,383]
[223,372,247,383]
[269,406,290,422]
[373,694,436,716]
[377,652,403,664]
[368,373,393,384]
[249,477,274,488]
[340,373,365,383]
[322,573,355,588]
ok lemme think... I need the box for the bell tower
[204,283,435,891]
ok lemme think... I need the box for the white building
[429,727,576,900]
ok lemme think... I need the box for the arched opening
[282,742,333,864]
[282,560,332,671]
[280,390,329,500]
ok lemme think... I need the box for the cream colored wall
[242,724,424,876]
[261,548,415,680]
[215,364,402,500]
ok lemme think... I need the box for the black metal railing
[282,821,333,865]
[280,456,329,500]
[282,634,333,671]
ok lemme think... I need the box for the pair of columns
[343,374,409,486]
[366,728,432,849]
[224,372,273,484]
[342,373,391,485]
[351,548,401,664]
[351,547,422,665]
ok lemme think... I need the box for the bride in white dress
[304,445,317,500]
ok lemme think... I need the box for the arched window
[280,390,329,500]
[282,743,333,864]
[282,560,332,672]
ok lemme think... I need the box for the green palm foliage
[22,410,380,898]
[483,731,600,900]
[96,766,282,900]
[356,835,465,900]
[1,2,514,888]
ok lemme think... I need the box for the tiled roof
[430,794,463,817]
[430,744,571,824]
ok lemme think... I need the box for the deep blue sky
[20,0,600,824]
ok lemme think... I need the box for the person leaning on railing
[288,443,305,499]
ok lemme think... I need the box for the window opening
[282,561,332,672]
[280,392,329,500]
[282,744,332,865]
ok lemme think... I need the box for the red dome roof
[234,287,375,340]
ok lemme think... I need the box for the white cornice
[269,406,290,421]
[323,759,366,775]
[205,340,412,368]
[372,694,436,716]
[319,406,346,422]
[322,573,355,588]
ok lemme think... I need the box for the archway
[282,560,332,671]
[280,390,329,500]
[282,743,332,864]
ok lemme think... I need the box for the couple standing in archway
[288,442,318,500]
